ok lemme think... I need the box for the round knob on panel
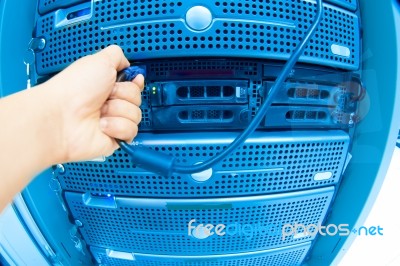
[191,163,213,182]
[185,6,213,31]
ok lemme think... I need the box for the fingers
[104,140,120,157]
[98,45,130,72]
[95,46,144,145]
[101,99,142,124]
[132,74,145,91]
[100,117,138,143]
[110,81,143,106]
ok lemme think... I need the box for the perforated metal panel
[37,0,357,14]
[35,0,360,75]
[57,130,349,197]
[65,186,333,255]
[147,60,260,79]
[90,242,311,266]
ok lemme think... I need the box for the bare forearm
[0,84,63,210]
[0,45,143,212]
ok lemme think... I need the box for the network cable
[117,0,324,176]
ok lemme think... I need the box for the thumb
[96,45,130,72]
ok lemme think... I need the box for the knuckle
[136,107,142,124]
[130,82,140,92]
[123,122,137,140]
[111,83,120,97]
[109,44,123,55]
[135,90,142,106]
[130,124,138,136]
[115,119,127,132]
[116,100,129,114]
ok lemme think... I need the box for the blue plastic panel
[65,186,334,255]
[57,130,349,197]
[38,0,87,15]
[327,0,357,11]
[35,0,360,75]
[90,242,311,266]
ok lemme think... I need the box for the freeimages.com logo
[187,219,383,240]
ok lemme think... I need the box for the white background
[339,147,400,265]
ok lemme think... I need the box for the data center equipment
[42,1,361,264]
[1,0,400,265]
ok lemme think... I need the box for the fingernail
[100,118,108,130]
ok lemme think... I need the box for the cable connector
[118,142,175,177]
[116,66,146,82]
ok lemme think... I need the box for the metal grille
[90,243,311,266]
[35,0,360,74]
[147,60,259,78]
[38,0,357,15]
[65,187,334,255]
[57,131,349,197]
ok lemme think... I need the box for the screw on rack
[75,220,83,227]
[69,225,86,256]
[49,164,67,212]
[23,38,46,89]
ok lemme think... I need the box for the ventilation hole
[286,111,293,119]
[223,110,234,119]
[293,111,305,119]
[320,90,330,99]
[190,86,205,98]
[306,111,317,119]
[287,88,295,98]
[308,89,320,99]
[223,86,235,97]
[318,111,327,119]
[191,110,205,119]
[207,86,222,97]
[295,88,308,98]
[176,86,189,98]
[178,111,189,120]
[207,110,221,119]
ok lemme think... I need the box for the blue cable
[117,0,324,176]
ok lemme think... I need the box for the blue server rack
[40,0,361,265]
[2,0,400,265]
[5,0,364,265]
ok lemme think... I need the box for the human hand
[42,45,144,163]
